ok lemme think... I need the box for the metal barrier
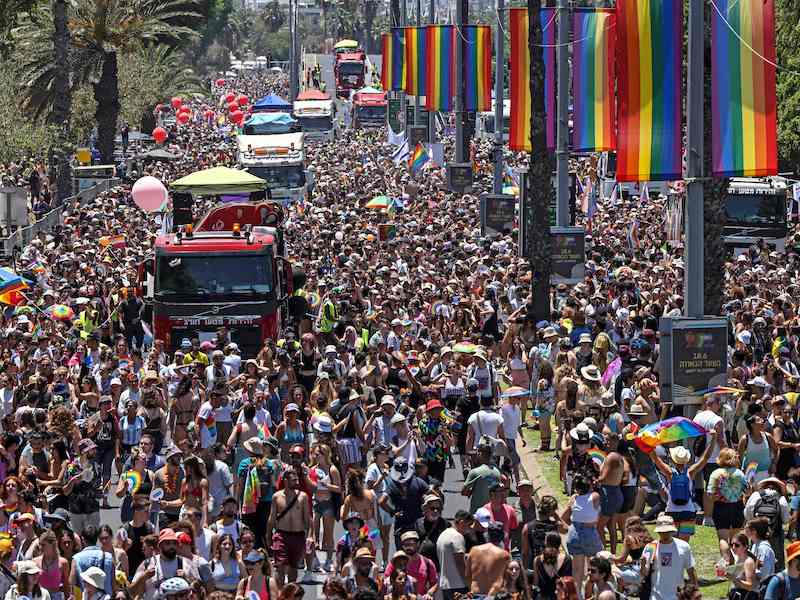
[0,178,122,258]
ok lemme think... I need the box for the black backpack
[754,490,782,538]
[758,570,789,600]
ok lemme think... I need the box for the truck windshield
[339,62,363,76]
[156,253,273,299]
[357,106,386,120]
[298,116,332,132]
[245,165,306,189]
[725,192,787,226]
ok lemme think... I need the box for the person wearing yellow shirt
[181,338,209,367]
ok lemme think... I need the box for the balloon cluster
[222,91,249,125]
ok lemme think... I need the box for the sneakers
[300,570,316,583]
[312,556,324,573]
[323,558,334,573]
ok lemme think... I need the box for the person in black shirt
[414,494,449,570]
[123,500,154,574]
[378,457,428,549]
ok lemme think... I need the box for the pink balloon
[131,176,168,213]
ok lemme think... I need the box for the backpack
[669,469,691,506]
[754,490,782,538]
[758,570,789,600]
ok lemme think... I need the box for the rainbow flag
[711,0,777,177]
[509,8,556,152]
[425,25,456,111]
[409,142,429,175]
[381,29,406,92]
[464,25,492,112]
[404,26,428,96]
[633,417,708,452]
[572,9,616,152]
[616,0,682,182]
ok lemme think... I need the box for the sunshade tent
[334,39,359,49]
[296,89,331,101]
[252,93,292,112]
[244,113,297,127]
[170,166,266,195]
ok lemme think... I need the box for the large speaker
[172,193,193,227]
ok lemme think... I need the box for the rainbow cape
[409,143,429,175]
[242,461,262,514]
[633,417,707,452]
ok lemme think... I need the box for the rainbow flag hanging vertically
[711,0,777,177]
[425,25,456,111]
[409,142,429,175]
[404,26,428,96]
[509,8,556,152]
[572,9,616,152]
[464,25,492,112]
[381,28,406,91]
[616,0,682,182]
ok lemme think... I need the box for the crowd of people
[0,66,798,600]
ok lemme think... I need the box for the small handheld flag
[409,143,429,175]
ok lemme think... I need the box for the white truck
[476,98,510,143]
[293,97,335,143]
[237,131,306,205]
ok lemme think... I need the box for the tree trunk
[94,51,120,166]
[527,0,553,322]
[49,0,72,203]
[702,0,726,316]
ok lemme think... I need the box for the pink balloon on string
[131,176,168,213]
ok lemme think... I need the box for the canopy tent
[296,89,331,101]
[139,148,182,161]
[244,113,296,127]
[252,93,292,113]
[334,39,359,49]
[170,166,266,195]
[115,131,153,143]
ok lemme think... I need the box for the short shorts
[712,500,745,530]
[621,485,638,514]
[600,484,624,516]
[666,510,697,537]
[565,522,603,556]
[314,499,336,518]
[272,529,306,566]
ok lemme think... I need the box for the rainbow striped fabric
[381,28,405,91]
[409,142,429,175]
[464,25,492,112]
[404,26,428,96]
[616,0,682,182]
[572,9,616,152]
[711,0,777,177]
[425,25,456,111]
[509,8,555,152]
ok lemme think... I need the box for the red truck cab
[352,89,387,128]
[334,50,366,98]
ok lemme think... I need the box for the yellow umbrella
[334,39,359,49]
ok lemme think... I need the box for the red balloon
[224,92,236,104]
[227,102,239,113]
[215,78,225,87]
[237,95,249,106]
[170,96,182,109]
[177,112,190,124]
[152,127,167,144]
[230,110,244,124]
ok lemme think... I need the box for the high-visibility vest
[319,300,337,333]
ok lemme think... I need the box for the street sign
[480,194,516,237]
[447,163,473,193]
[550,227,585,284]
[406,105,430,132]
[387,98,403,133]
[659,317,729,407]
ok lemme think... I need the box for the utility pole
[455,0,469,163]
[685,0,704,316]
[428,0,436,142]
[492,0,505,194]
[290,0,299,102]
[414,0,421,129]
[555,0,569,226]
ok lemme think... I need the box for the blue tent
[252,93,292,112]
[242,112,297,134]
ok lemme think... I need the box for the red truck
[334,49,366,98]
[352,88,387,128]
[147,202,293,355]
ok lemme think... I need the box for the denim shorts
[566,522,603,556]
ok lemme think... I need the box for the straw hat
[668,446,691,465]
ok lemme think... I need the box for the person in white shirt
[501,395,524,484]
[692,394,728,526]
[465,396,506,452]
[205,351,232,388]
[642,514,697,600]
[386,320,404,352]
[223,343,242,377]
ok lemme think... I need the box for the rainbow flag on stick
[381,29,406,91]
[616,0,682,182]
[572,9,616,152]
[464,25,492,112]
[711,0,777,177]
[404,26,428,96]
[425,25,456,111]
[509,8,556,152]
[633,417,707,452]
[409,142,429,175]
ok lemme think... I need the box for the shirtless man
[268,470,312,585]
[464,522,510,596]
[597,431,624,553]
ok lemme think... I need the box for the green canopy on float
[170,166,266,195]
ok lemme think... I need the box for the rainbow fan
[124,470,143,494]
[587,448,607,465]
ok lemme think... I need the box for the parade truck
[293,90,336,142]
[351,88,386,129]
[334,47,366,98]
[237,120,307,205]
[146,166,293,356]
[723,177,789,254]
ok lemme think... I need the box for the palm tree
[526,0,553,321]
[19,0,199,164]
[49,0,71,202]
[0,0,39,56]
[262,1,285,34]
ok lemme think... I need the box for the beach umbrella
[365,195,394,209]
[334,39,359,49]
[452,342,479,354]
[46,304,75,321]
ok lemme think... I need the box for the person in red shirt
[483,482,518,551]
[384,530,438,599]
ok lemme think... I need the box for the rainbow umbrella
[46,304,74,321]
[501,386,530,398]
[0,268,26,296]
[452,342,478,354]
[365,195,395,210]
[13,305,33,316]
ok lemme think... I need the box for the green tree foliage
[776,0,800,172]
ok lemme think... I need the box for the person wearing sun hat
[641,514,697,600]
[762,540,800,599]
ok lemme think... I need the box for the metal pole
[414,0,421,128]
[402,0,408,133]
[685,0,704,317]
[428,0,436,143]
[492,0,504,194]
[455,0,465,163]
[290,0,299,102]
[555,0,569,226]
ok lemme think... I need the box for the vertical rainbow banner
[509,8,556,152]
[425,25,456,111]
[616,0,682,182]
[711,0,777,176]
[572,9,616,152]
[464,25,492,112]
[381,28,405,92]
[404,26,428,96]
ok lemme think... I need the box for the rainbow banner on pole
[464,25,492,112]
[425,25,456,111]
[381,28,405,92]
[711,0,777,177]
[616,0,682,182]
[509,8,556,152]
[572,9,616,152]
[404,26,428,96]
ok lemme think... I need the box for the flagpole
[454,0,466,165]
[555,0,569,226]
[492,0,505,195]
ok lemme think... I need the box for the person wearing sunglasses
[235,550,279,600]
[719,532,758,600]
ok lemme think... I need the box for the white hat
[80,566,107,590]
[15,560,41,576]
[582,417,598,432]
[324,345,337,355]
[653,513,678,533]
[16,315,29,324]
[747,376,769,388]
[579,333,592,344]
[390,413,407,425]
[474,507,493,527]
[389,457,412,483]
[668,446,691,465]
[381,395,397,407]
[580,365,602,382]
[569,423,592,442]
[313,416,333,433]
[736,330,752,345]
